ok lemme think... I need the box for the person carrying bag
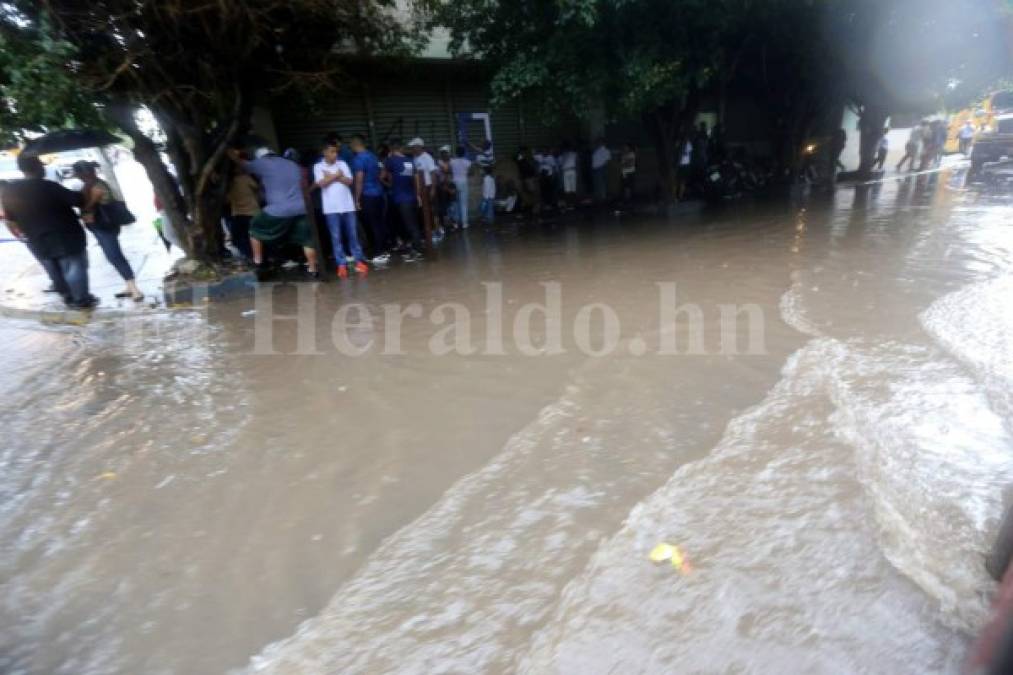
[73,160,144,301]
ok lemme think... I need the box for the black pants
[360,195,388,257]
[621,172,635,201]
[227,215,253,259]
[873,149,888,171]
[396,201,423,252]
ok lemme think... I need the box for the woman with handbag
[72,161,144,301]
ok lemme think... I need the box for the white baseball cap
[407,137,425,147]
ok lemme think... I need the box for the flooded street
[2,171,1012,674]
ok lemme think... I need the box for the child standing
[313,139,368,278]
[481,167,496,225]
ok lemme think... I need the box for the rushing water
[1,170,1011,674]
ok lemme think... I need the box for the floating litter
[97,471,118,480]
[241,310,257,317]
[649,542,692,575]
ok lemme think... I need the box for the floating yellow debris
[97,471,118,480]
[649,542,676,563]
[649,542,692,575]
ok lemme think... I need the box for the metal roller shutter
[371,81,453,151]
[272,88,370,156]
[490,98,522,157]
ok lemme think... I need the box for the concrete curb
[0,300,178,326]
[0,270,259,326]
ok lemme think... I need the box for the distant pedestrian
[958,120,975,155]
[227,146,321,279]
[449,145,473,228]
[591,138,611,203]
[690,124,709,190]
[538,147,558,208]
[677,139,692,200]
[225,162,259,260]
[873,129,889,171]
[480,166,496,225]
[437,145,455,231]
[313,139,367,278]
[708,124,727,164]
[516,146,540,216]
[829,128,847,177]
[933,120,947,167]
[73,160,144,301]
[381,138,424,259]
[918,121,935,171]
[620,142,637,202]
[473,139,495,168]
[408,138,438,244]
[896,125,922,171]
[350,135,389,263]
[2,154,96,308]
[560,143,579,207]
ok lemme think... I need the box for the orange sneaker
[336,265,348,279]
[355,261,369,277]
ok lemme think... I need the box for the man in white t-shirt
[449,145,474,228]
[538,148,558,208]
[591,138,611,202]
[480,166,496,225]
[560,144,579,204]
[409,137,437,243]
[313,139,367,278]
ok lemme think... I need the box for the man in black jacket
[2,154,96,308]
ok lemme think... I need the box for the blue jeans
[480,198,495,224]
[39,250,90,305]
[324,212,365,266]
[90,225,135,281]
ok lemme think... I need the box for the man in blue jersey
[350,135,389,264]
[381,138,424,262]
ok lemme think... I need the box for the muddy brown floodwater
[2,169,1012,674]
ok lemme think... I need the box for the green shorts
[250,212,312,248]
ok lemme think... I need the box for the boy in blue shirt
[381,138,424,261]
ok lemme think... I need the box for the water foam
[519,337,1011,673]
[920,274,1013,425]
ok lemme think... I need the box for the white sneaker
[372,253,391,265]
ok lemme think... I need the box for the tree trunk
[186,85,252,261]
[646,109,677,203]
[856,104,889,178]
[108,89,252,265]
[107,103,195,257]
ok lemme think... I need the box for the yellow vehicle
[945,90,1013,153]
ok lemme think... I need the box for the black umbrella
[22,129,121,157]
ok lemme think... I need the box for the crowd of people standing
[5,116,972,307]
[222,132,654,281]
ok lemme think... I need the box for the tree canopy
[429,0,1013,181]
[0,0,422,261]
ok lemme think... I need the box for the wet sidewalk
[0,157,182,323]
[0,215,180,323]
